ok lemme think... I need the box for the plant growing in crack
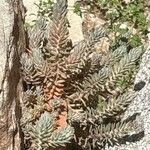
[20,0,144,149]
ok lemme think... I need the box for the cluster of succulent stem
[20,0,143,149]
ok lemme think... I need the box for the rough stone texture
[0,0,14,108]
[0,0,26,149]
[67,0,83,43]
[0,0,16,148]
[23,0,38,25]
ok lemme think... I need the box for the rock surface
[0,0,26,149]
[0,0,14,108]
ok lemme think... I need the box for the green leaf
[129,35,142,47]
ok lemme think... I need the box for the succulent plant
[20,0,143,149]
